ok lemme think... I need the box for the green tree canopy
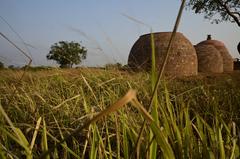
[187,0,240,27]
[46,41,87,68]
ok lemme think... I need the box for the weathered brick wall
[195,44,223,73]
[128,32,198,77]
[197,40,233,72]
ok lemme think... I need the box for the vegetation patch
[0,69,240,158]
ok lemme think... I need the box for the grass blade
[149,30,158,159]
[131,98,175,159]
[30,117,42,151]
[0,104,32,158]
[39,89,137,158]
[41,118,49,159]
[218,125,225,159]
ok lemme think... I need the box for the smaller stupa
[197,35,233,72]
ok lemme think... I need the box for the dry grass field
[0,68,240,158]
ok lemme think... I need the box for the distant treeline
[0,63,131,71]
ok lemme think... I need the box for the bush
[0,61,4,69]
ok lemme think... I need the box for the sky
[0,0,239,67]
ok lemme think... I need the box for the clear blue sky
[0,0,239,67]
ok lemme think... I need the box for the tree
[105,62,123,70]
[8,65,15,69]
[0,61,4,69]
[238,42,240,54]
[46,41,87,68]
[186,0,240,27]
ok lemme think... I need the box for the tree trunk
[238,42,240,55]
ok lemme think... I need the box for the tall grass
[0,69,240,158]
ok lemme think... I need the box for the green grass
[0,68,240,158]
